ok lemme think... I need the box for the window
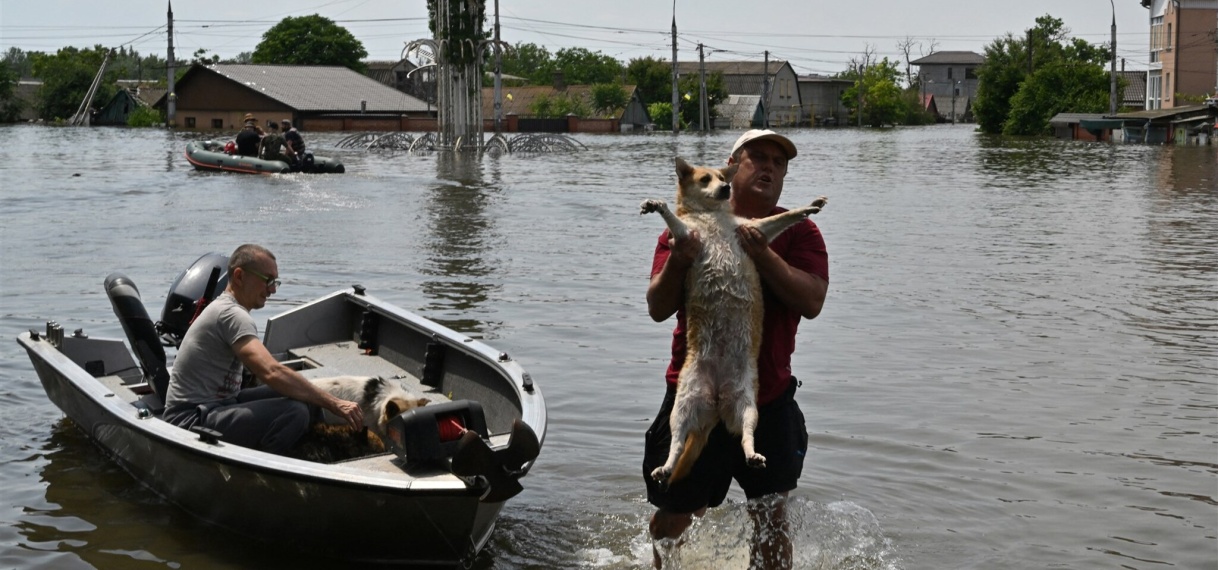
[965,67,977,80]
[1165,73,1171,102]
[185,117,196,128]
[211,118,223,129]
[947,67,953,79]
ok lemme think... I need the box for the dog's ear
[721,163,739,181]
[675,157,694,179]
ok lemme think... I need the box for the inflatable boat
[185,140,345,174]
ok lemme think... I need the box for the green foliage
[973,15,1112,135]
[30,45,118,121]
[840,58,906,126]
[677,71,728,129]
[500,42,553,83]
[3,47,36,78]
[627,56,671,106]
[1003,61,1110,135]
[125,105,163,127]
[648,101,684,130]
[552,48,624,85]
[0,59,23,122]
[252,15,368,72]
[900,89,937,125]
[591,83,629,117]
[500,44,623,87]
[426,0,487,67]
[529,92,591,118]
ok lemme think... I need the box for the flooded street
[0,124,1214,569]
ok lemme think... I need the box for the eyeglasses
[244,267,281,289]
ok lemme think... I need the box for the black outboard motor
[105,273,170,406]
[157,252,230,347]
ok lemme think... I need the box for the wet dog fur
[310,375,430,441]
[640,157,826,486]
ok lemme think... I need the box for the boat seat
[105,273,170,410]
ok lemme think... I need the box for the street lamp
[1108,0,1118,115]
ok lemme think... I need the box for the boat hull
[184,140,344,175]
[18,288,544,565]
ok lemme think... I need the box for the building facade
[911,51,985,122]
[796,75,853,126]
[675,60,802,127]
[1143,0,1218,109]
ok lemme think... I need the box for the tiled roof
[675,61,790,76]
[911,51,986,65]
[205,64,430,112]
[1049,112,1107,125]
[1118,70,1147,106]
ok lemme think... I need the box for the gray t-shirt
[164,293,258,408]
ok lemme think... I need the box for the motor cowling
[157,252,229,347]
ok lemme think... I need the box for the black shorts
[642,379,808,514]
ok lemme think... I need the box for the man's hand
[736,225,770,260]
[669,229,702,267]
[332,399,364,431]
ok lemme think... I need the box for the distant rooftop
[910,51,986,66]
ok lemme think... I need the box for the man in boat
[235,114,263,157]
[258,121,290,164]
[162,244,363,455]
[642,130,828,569]
[281,119,311,170]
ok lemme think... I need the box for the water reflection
[1152,145,1217,193]
[420,152,503,336]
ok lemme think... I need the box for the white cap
[730,129,797,160]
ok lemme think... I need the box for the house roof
[1118,70,1147,106]
[1050,112,1107,125]
[797,74,852,85]
[201,64,430,112]
[480,84,639,119]
[911,51,986,66]
[675,60,793,97]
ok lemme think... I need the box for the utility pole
[671,1,679,134]
[167,0,176,129]
[857,63,864,127]
[762,51,770,129]
[493,0,503,133]
[1108,0,1118,115]
[698,43,708,131]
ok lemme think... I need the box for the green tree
[500,42,553,84]
[1003,61,1110,135]
[3,47,37,78]
[529,92,591,118]
[551,47,623,85]
[252,15,368,72]
[840,58,905,126]
[677,71,728,129]
[0,58,24,122]
[973,15,1111,135]
[626,56,671,106]
[648,101,683,130]
[590,83,629,117]
[30,45,118,121]
[126,105,163,127]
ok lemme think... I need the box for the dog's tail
[668,430,709,485]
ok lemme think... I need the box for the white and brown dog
[310,375,430,441]
[640,157,826,486]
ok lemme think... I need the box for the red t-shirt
[650,208,829,406]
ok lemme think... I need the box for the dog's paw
[650,465,672,484]
[745,452,767,470]
[639,199,667,215]
[808,196,828,214]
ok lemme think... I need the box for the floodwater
[0,124,1214,569]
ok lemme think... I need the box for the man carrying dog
[163,244,363,455]
[644,130,829,569]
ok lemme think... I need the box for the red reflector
[436,414,467,442]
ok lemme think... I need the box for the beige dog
[310,376,430,441]
[640,157,826,486]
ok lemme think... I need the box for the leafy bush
[126,105,163,127]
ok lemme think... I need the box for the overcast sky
[1,0,1156,76]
